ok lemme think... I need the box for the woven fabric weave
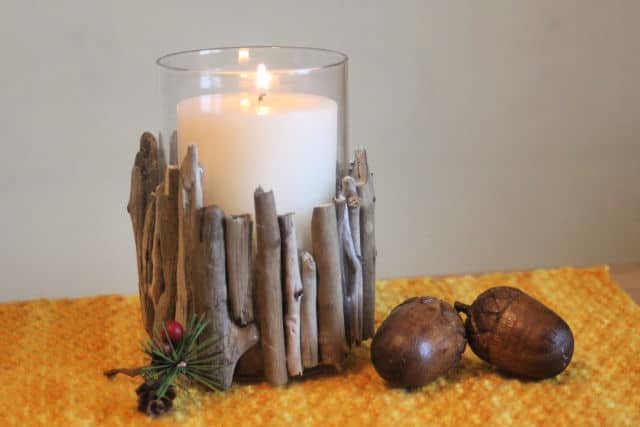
[1,266,638,426]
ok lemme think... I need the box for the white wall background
[1,0,639,301]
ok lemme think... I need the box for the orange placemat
[1,266,639,426]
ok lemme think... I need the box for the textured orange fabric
[1,266,639,426]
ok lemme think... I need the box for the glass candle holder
[157,46,348,249]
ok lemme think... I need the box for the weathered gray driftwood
[149,183,165,328]
[176,145,203,326]
[341,176,362,256]
[351,148,376,339]
[341,176,363,345]
[312,203,347,371]
[146,183,166,335]
[254,188,288,386]
[152,166,180,335]
[225,214,254,326]
[140,192,157,334]
[334,195,351,344]
[300,251,319,368]
[194,206,259,389]
[129,132,377,386]
[335,194,363,346]
[170,131,178,166]
[279,213,303,376]
[128,132,163,334]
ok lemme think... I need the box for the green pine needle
[141,314,228,398]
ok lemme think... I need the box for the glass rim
[156,46,348,75]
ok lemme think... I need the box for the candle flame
[238,49,250,63]
[239,98,250,108]
[256,63,270,91]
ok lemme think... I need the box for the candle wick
[258,92,267,104]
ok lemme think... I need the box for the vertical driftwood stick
[342,176,362,256]
[312,204,347,370]
[152,166,180,335]
[150,183,165,312]
[176,145,203,326]
[139,192,157,335]
[254,188,288,386]
[169,131,178,166]
[195,206,259,390]
[128,132,161,334]
[300,251,319,368]
[335,195,363,346]
[351,148,376,339]
[225,214,254,326]
[342,176,363,344]
[279,213,303,377]
[334,195,351,346]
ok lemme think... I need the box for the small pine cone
[136,383,177,417]
[137,394,149,412]
[164,386,177,401]
[135,383,151,396]
[145,397,173,417]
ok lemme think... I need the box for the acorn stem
[454,302,470,314]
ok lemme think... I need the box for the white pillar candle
[176,91,337,250]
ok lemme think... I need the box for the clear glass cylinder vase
[156,46,348,250]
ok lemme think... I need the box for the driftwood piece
[342,176,364,344]
[139,192,157,335]
[351,148,376,339]
[170,131,178,165]
[152,166,180,335]
[176,145,203,326]
[128,132,162,334]
[312,203,347,370]
[128,133,162,232]
[334,195,351,345]
[279,213,303,377]
[341,176,361,256]
[195,206,260,390]
[225,214,254,326]
[335,194,363,346]
[149,183,165,314]
[254,188,288,386]
[130,131,377,387]
[300,251,319,368]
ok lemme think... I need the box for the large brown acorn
[371,297,466,388]
[455,286,574,379]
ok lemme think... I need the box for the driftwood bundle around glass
[128,132,376,389]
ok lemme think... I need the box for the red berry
[165,320,184,345]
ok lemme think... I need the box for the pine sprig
[141,314,227,398]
